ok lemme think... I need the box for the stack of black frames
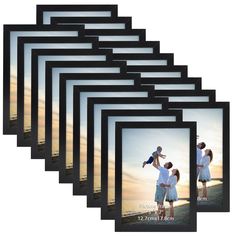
[2,4,230,232]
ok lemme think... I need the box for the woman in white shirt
[161,169,180,219]
[197,149,213,199]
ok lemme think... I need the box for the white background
[0,0,235,235]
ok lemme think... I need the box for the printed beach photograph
[120,128,191,225]
[181,108,223,208]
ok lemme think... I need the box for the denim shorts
[155,185,166,203]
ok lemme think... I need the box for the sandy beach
[197,183,223,207]
[122,203,190,225]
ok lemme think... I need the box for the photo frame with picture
[115,121,197,232]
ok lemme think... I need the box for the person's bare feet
[142,161,146,168]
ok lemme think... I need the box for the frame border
[36,4,119,24]
[51,16,132,29]
[115,121,197,232]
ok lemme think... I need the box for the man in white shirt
[153,155,173,219]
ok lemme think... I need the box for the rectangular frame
[115,121,197,232]
[36,4,119,24]
[51,16,132,29]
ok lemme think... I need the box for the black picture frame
[115,121,197,232]
[167,101,230,212]
[36,4,119,25]
[51,16,132,29]
[152,89,216,103]
[140,77,202,89]
[77,28,147,42]
[3,24,83,135]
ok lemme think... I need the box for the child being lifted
[142,146,166,168]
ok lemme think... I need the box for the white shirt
[156,166,169,186]
[196,147,203,165]
[200,155,210,168]
[167,175,177,188]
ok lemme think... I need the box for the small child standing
[142,146,166,168]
